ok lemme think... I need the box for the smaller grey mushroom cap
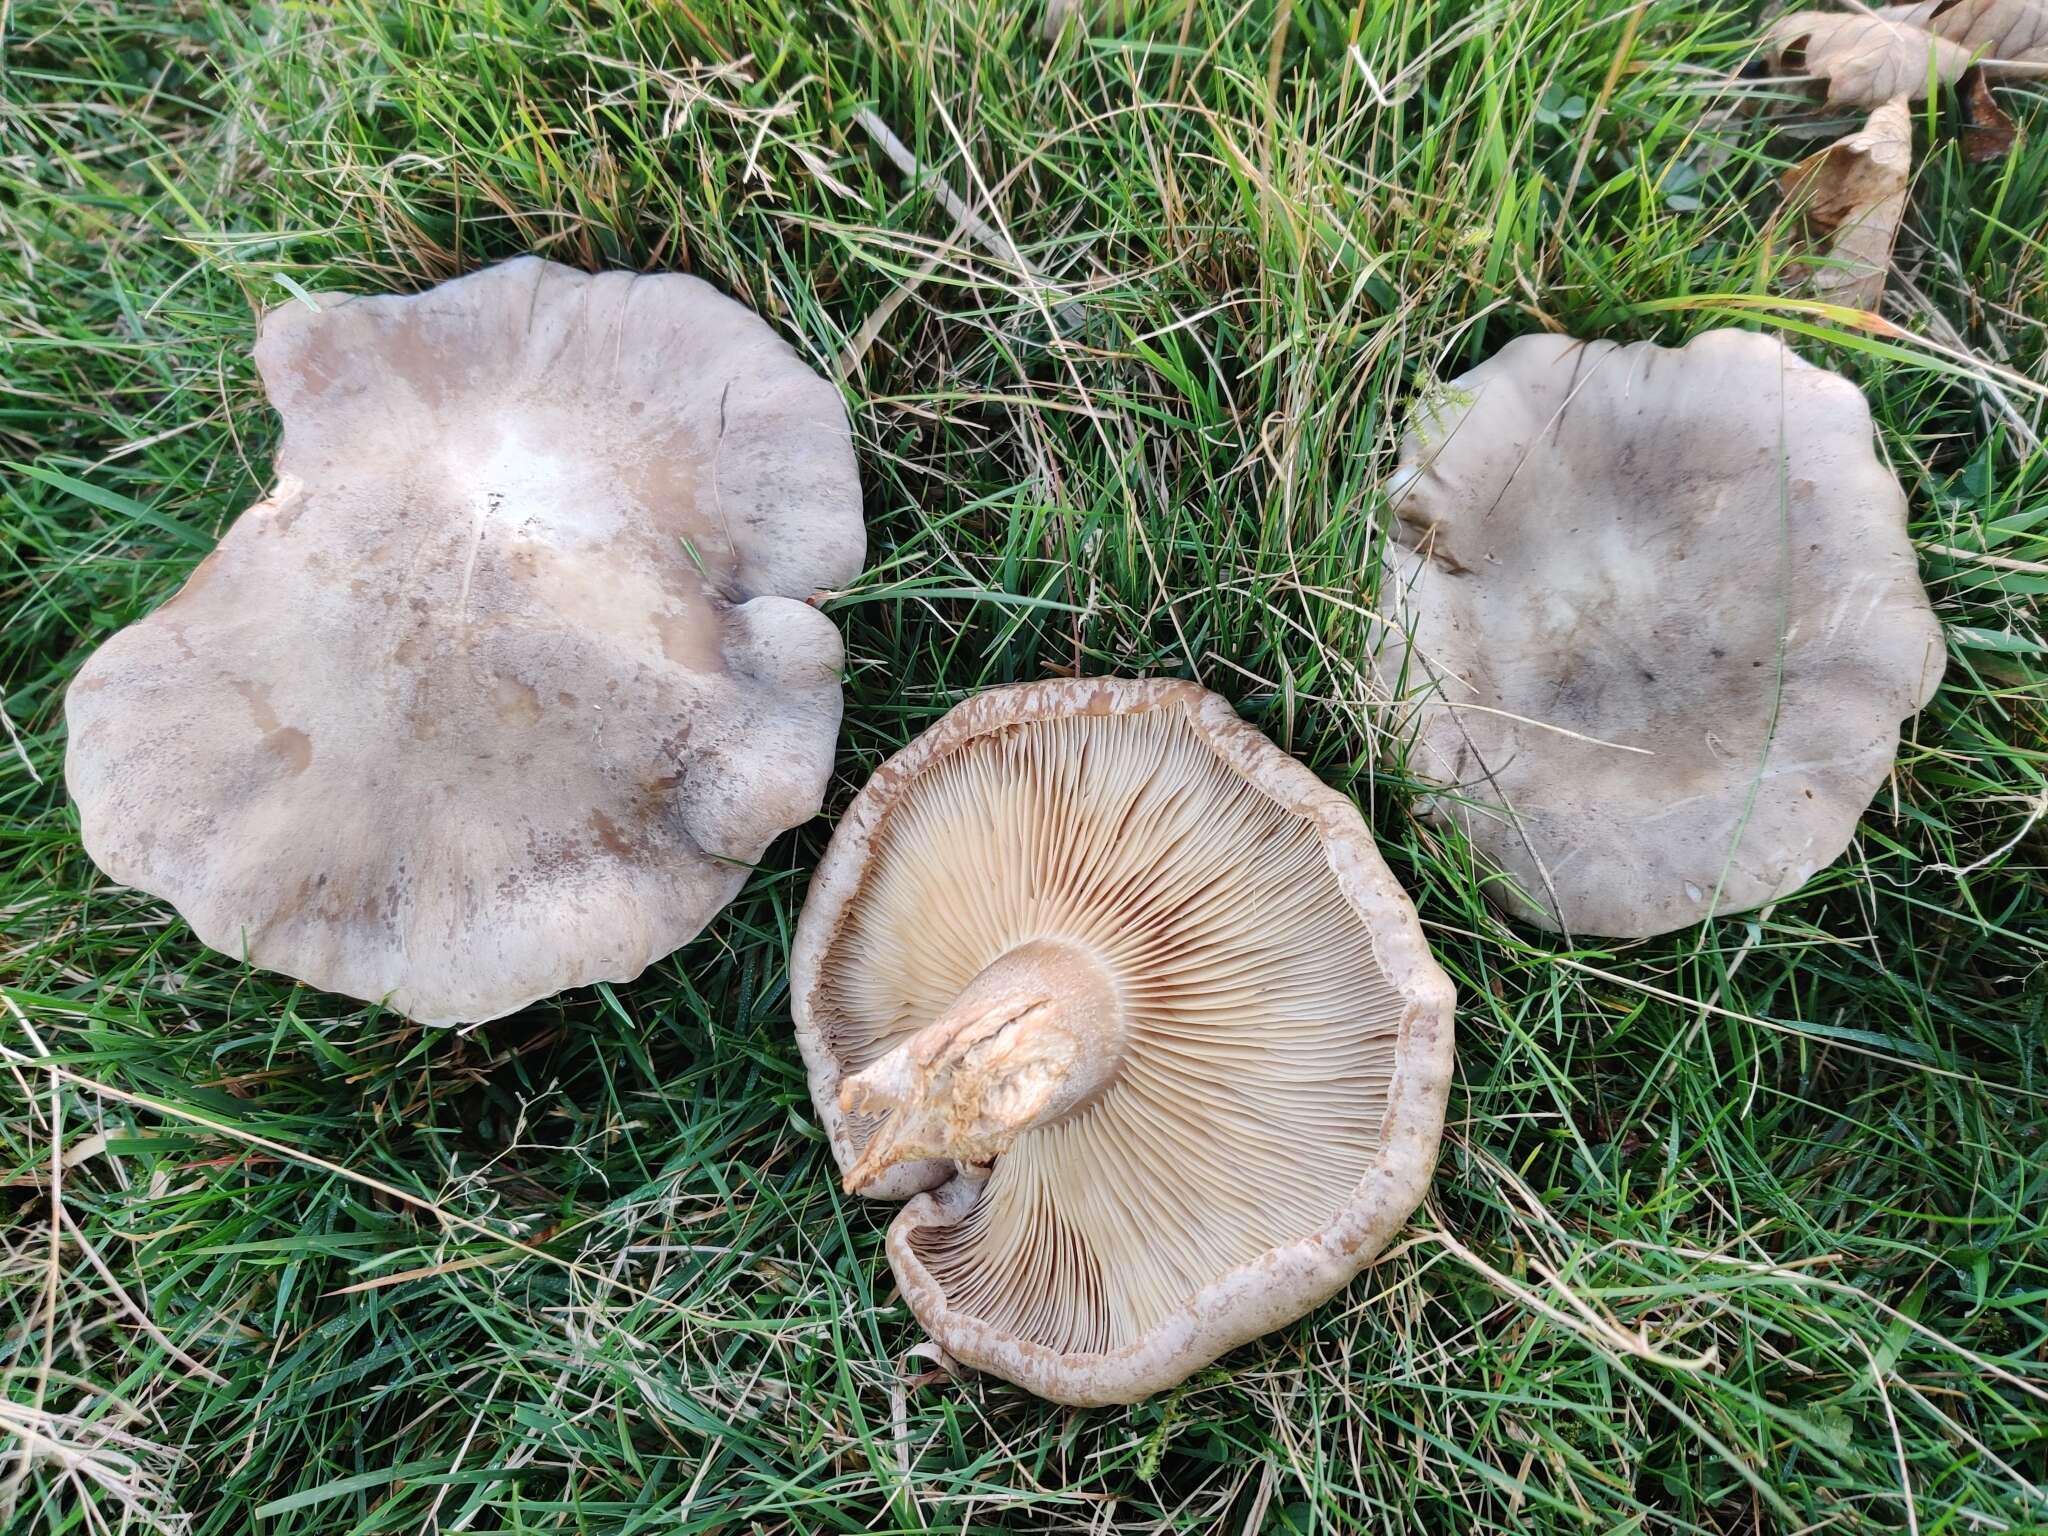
[65,257,864,1024]
[791,679,1456,1405]
[1374,329,1944,938]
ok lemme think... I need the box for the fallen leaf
[1765,7,1975,103]
[1910,0,2048,67]
[1778,96,1914,310]
[1042,0,1127,41]
[1764,0,2048,107]
[1958,67,2019,158]
[1043,0,1085,38]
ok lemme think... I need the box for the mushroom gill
[810,702,1408,1355]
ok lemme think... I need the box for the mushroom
[790,678,1456,1405]
[65,256,864,1025]
[1373,329,1944,938]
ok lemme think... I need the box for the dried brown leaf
[1912,0,2048,66]
[1764,0,2048,107]
[1958,66,2020,158]
[1778,96,1914,311]
[1766,7,1975,103]
[1042,0,1129,41]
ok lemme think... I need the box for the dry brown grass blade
[1778,96,1913,310]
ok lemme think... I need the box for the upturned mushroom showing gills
[64,257,864,1025]
[1374,330,1944,939]
[791,679,1456,1405]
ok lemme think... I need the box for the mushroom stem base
[837,939,1125,1191]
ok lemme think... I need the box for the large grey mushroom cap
[791,679,1456,1405]
[65,257,864,1025]
[1374,329,1944,938]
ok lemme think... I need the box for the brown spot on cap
[587,810,638,860]
[265,727,312,775]
[493,675,543,726]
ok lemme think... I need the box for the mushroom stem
[837,939,1126,1192]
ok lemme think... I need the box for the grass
[2,0,2045,1530]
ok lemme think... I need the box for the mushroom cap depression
[66,257,863,1024]
[1374,329,1943,938]
[791,679,1456,1405]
